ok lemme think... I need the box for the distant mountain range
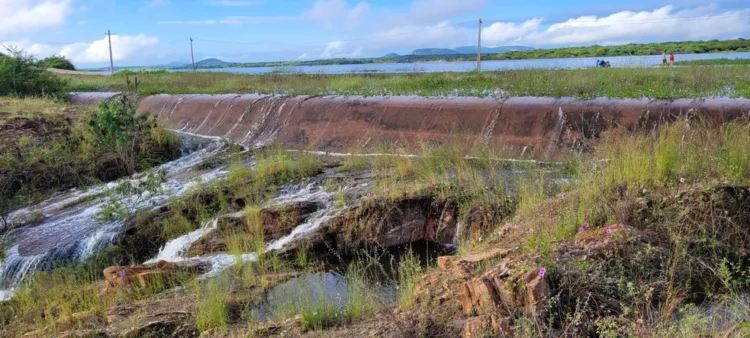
[195,58,236,67]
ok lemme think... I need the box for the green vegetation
[194,278,230,332]
[42,55,75,71]
[153,39,749,69]
[63,66,750,99]
[493,38,750,60]
[0,96,179,233]
[0,48,67,98]
[675,58,750,66]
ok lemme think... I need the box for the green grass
[62,66,750,99]
[674,58,750,66]
[397,250,424,308]
[194,279,229,333]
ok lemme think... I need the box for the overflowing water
[144,183,338,279]
[0,132,228,299]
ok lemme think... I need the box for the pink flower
[529,229,534,234]
[679,169,683,175]
[583,213,588,219]
[680,177,685,183]
[385,188,390,193]
[578,227,584,233]
[534,178,540,185]
[584,222,590,228]
[513,224,519,229]
[605,228,612,234]
[539,268,547,277]
[504,223,510,229]
[366,193,372,198]
[559,194,564,199]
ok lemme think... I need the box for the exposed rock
[260,201,324,240]
[102,260,206,293]
[459,262,549,319]
[461,314,511,338]
[188,201,322,256]
[106,296,198,338]
[322,196,458,250]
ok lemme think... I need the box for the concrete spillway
[71,93,750,159]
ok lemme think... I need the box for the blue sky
[1,0,749,67]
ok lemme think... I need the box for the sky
[1,0,749,68]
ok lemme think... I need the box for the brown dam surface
[70,93,750,159]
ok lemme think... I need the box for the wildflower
[559,194,564,199]
[451,173,457,179]
[578,227,584,233]
[606,228,612,234]
[504,223,510,229]
[513,224,519,229]
[583,213,588,219]
[385,188,390,193]
[587,208,592,213]
[680,177,685,183]
[366,193,372,198]
[529,229,534,234]
[539,267,547,277]
[642,188,647,194]
[679,169,683,175]
[584,222,590,228]
[534,178,540,185]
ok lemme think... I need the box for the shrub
[0,48,67,98]
[42,55,75,71]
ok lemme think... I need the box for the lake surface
[174,52,750,75]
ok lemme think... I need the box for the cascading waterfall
[0,132,227,299]
[144,183,339,279]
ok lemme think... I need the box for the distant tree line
[184,38,750,69]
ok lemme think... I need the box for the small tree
[42,55,76,71]
[0,47,67,98]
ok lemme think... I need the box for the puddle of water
[249,272,397,322]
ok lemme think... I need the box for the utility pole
[477,18,482,72]
[190,38,196,71]
[107,30,114,74]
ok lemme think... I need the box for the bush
[42,55,75,71]
[0,48,67,98]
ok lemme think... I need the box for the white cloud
[483,5,750,46]
[481,18,543,45]
[159,16,295,24]
[302,0,370,30]
[3,35,159,64]
[369,22,470,49]
[0,0,72,38]
[209,0,262,6]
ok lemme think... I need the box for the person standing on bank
[669,52,675,66]
[662,51,667,66]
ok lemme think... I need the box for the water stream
[0,132,228,299]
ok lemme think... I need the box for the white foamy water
[0,132,227,294]
[145,184,337,279]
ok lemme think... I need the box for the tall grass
[397,250,424,308]
[63,66,750,99]
[193,279,229,332]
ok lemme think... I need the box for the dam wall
[70,93,750,159]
